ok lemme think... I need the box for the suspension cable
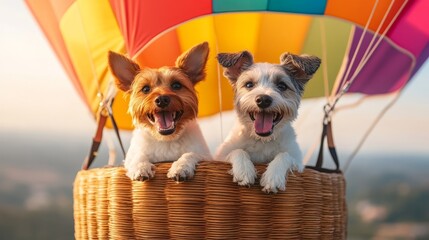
[343,92,402,171]
[320,18,330,101]
[348,0,408,86]
[212,15,224,144]
[339,0,380,93]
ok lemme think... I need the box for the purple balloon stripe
[339,27,414,95]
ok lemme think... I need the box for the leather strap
[82,109,108,170]
[315,120,340,171]
[81,97,127,170]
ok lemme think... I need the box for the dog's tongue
[254,112,274,134]
[154,111,174,130]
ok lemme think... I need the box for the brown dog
[108,42,211,181]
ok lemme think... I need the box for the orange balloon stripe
[47,0,75,21]
[255,13,312,61]
[325,0,407,33]
[135,30,182,68]
[25,0,88,111]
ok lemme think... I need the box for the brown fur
[108,42,209,141]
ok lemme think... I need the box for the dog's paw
[231,167,257,186]
[227,149,257,186]
[167,160,196,182]
[230,160,257,186]
[260,170,286,194]
[295,161,305,173]
[126,161,155,181]
[167,153,201,182]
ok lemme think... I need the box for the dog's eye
[245,81,254,89]
[171,82,182,90]
[142,85,151,93]
[277,82,288,92]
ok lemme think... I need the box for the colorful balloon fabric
[26,0,429,130]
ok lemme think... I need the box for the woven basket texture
[73,161,347,239]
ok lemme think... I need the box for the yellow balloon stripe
[176,16,226,116]
[59,0,128,127]
[213,13,262,53]
[256,13,312,62]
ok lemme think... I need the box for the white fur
[216,62,305,193]
[125,119,211,180]
[227,149,257,186]
[216,121,304,193]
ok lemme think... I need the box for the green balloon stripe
[302,17,352,98]
[212,0,327,14]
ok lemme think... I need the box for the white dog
[108,42,211,181]
[215,50,321,193]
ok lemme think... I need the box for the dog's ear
[280,52,321,91]
[108,51,140,92]
[176,42,209,85]
[217,51,254,83]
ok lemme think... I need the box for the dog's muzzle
[255,95,273,109]
[147,110,183,135]
[248,95,283,136]
[249,111,283,136]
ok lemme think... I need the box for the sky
[0,1,428,168]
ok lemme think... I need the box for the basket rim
[79,160,343,175]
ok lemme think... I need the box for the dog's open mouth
[249,111,283,137]
[147,110,183,135]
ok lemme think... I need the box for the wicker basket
[73,161,346,239]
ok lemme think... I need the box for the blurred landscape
[1,130,428,239]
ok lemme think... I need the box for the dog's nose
[155,95,170,108]
[255,95,273,109]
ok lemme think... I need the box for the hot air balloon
[25,0,429,169]
[25,0,429,239]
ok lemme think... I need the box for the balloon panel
[213,0,268,12]
[59,0,124,117]
[25,0,86,109]
[213,0,327,14]
[301,17,352,98]
[25,0,429,131]
[386,0,429,73]
[338,27,414,95]
[135,30,182,68]
[266,0,326,14]
[109,0,212,57]
[325,0,407,34]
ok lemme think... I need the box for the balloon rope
[348,0,408,86]
[213,16,224,142]
[335,95,367,112]
[338,0,409,170]
[343,92,401,172]
[319,18,330,101]
[339,0,380,93]
[330,0,407,115]
[350,0,397,78]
